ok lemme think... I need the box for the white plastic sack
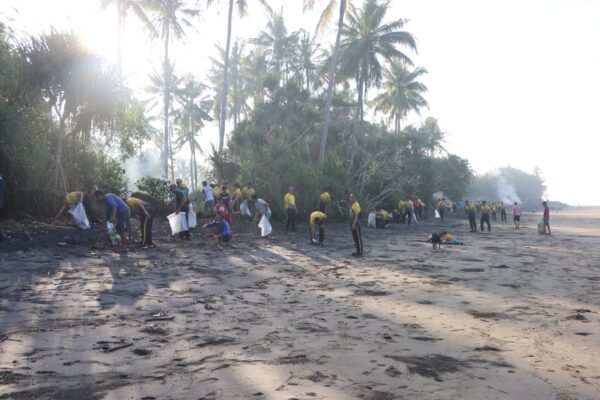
[412,213,418,223]
[188,204,197,229]
[258,215,272,237]
[168,212,189,235]
[435,209,441,219]
[68,202,90,230]
[537,221,545,234]
[367,212,376,228]
[241,200,252,217]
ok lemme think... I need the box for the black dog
[431,233,442,250]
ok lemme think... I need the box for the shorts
[513,215,521,222]
[115,210,130,235]
[543,218,550,226]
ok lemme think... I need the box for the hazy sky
[3,0,599,205]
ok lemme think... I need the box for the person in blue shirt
[203,216,231,244]
[94,190,131,251]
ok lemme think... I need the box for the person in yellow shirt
[350,193,363,256]
[480,200,492,232]
[499,201,507,222]
[126,197,155,248]
[242,182,255,215]
[212,183,222,199]
[465,200,477,232]
[491,202,498,222]
[318,189,331,212]
[375,207,392,229]
[54,191,99,225]
[232,183,242,212]
[309,211,326,244]
[284,186,297,231]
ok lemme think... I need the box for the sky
[2,0,599,205]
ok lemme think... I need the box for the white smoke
[496,175,521,204]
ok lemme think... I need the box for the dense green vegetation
[1,0,483,220]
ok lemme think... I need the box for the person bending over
[309,211,327,244]
[94,190,130,252]
[203,216,232,244]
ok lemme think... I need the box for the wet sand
[1,208,599,400]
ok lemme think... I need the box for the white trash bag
[258,214,272,237]
[537,221,545,234]
[412,213,418,223]
[188,204,197,229]
[435,209,441,219]
[241,200,252,218]
[168,212,189,235]
[68,202,90,230]
[367,211,376,228]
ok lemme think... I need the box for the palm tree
[145,0,200,178]
[419,117,445,156]
[338,0,416,122]
[303,0,351,165]
[292,31,322,93]
[252,8,298,85]
[371,61,428,133]
[99,0,156,77]
[173,75,213,189]
[206,0,271,156]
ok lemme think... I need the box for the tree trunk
[218,0,234,155]
[117,0,123,78]
[395,114,401,134]
[162,24,170,178]
[357,69,364,122]
[169,127,175,181]
[319,0,346,165]
[55,107,69,194]
[233,63,239,130]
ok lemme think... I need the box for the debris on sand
[385,354,470,382]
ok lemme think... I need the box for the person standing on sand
[232,183,242,213]
[202,181,214,215]
[500,201,507,222]
[350,193,363,257]
[491,202,497,222]
[309,211,326,244]
[284,186,297,231]
[126,197,155,248]
[480,200,492,232]
[319,189,331,213]
[542,201,551,234]
[252,194,271,221]
[170,184,191,240]
[465,200,477,232]
[513,202,522,230]
[94,190,130,252]
[437,199,446,221]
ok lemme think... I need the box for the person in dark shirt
[542,201,551,235]
[170,184,190,240]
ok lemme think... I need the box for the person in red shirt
[542,201,551,234]
[214,197,232,226]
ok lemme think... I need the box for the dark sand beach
[1,208,599,399]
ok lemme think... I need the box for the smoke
[496,175,521,204]
[123,150,161,193]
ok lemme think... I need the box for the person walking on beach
[170,184,190,240]
[542,201,551,234]
[126,197,155,248]
[284,186,297,231]
[94,190,130,252]
[480,200,492,232]
[309,211,326,244]
[350,193,363,257]
[465,200,477,232]
[513,202,522,230]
